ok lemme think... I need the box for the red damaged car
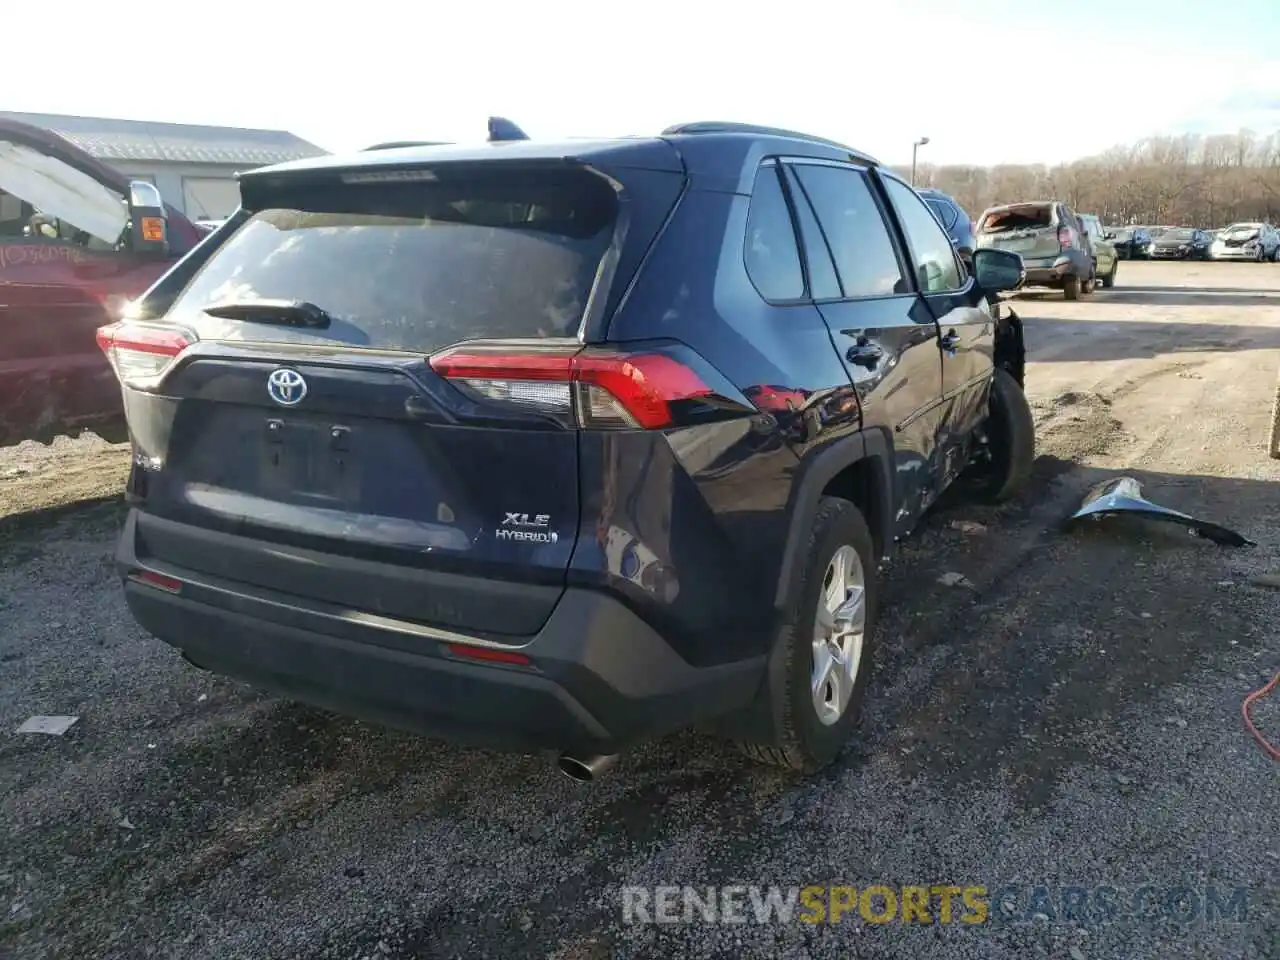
[0,117,204,445]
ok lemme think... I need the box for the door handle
[846,340,884,367]
[939,330,960,353]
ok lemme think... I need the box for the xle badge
[497,513,558,543]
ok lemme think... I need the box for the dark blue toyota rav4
[100,121,1033,779]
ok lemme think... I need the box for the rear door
[123,160,684,637]
[782,159,946,532]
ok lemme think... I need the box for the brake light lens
[128,569,183,593]
[1058,226,1073,249]
[429,344,715,430]
[445,643,531,666]
[96,320,196,388]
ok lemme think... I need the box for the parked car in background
[0,117,203,446]
[1078,214,1119,287]
[917,187,977,263]
[1149,227,1213,260]
[976,201,1094,299]
[1111,226,1153,260]
[1210,222,1280,261]
[101,120,1034,778]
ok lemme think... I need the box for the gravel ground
[1,261,1278,959]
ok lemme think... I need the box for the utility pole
[911,137,930,187]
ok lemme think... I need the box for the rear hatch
[977,203,1061,260]
[107,152,686,638]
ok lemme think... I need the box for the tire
[963,367,1035,503]
[1082,271,1097,295]
[737,497,878,774]
[1100,260,1117,289]
[1062,274,1081,300]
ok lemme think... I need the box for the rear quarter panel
[595,185,862,663]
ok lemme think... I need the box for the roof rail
[361,140,451,151]
[660,121,875,161]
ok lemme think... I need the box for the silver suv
[976,201,1094,300]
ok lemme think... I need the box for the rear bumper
[116,509,762,753]
[1021,255,1080,286]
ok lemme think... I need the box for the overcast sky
[10,0,1279,165]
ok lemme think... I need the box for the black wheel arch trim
[773,427,894,613]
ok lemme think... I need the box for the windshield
[978,204,1053,233]
[1166,229,1196,240]
[166,167,619,354]
[1224,223,1261,233]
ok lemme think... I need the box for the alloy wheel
[810,545,867,726]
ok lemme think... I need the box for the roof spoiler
[488,117,530,142]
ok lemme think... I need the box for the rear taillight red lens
[429,345,715,430]
[1057,226,1072,249]
[128,569,183,593]
[96,320,196,389]
[445,643,532,666]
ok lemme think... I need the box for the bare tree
[900,130,1280,226]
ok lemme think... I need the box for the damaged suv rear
[104,124,1033,777]
[976,201,1094,299]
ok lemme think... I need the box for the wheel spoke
[815,603,836,634]
[834,585,865,628]
[811,644,835,701]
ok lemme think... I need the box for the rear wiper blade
[202,299,333,329]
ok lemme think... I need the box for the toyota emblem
[267,368,307,406]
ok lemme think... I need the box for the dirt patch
[1031,389,1128,461]
[0,435,128,526]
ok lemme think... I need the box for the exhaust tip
[557,752,618,783]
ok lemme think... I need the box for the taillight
[96,320,196,389]
[1058,226,1073,249]
[128,569,183,593]
[445,643,532,666]
[429,343,716,430]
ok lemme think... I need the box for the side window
[782,167,841,300]
[744,165,804,301]
[881,177,965,293]
[926,198,958,231]
[0,190,28,237]
[791,164,905,298]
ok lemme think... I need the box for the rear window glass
[978,205,1053,233]
[166,168,618,353]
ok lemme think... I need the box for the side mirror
[972,248,1025,292]
[127,180,170,259]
